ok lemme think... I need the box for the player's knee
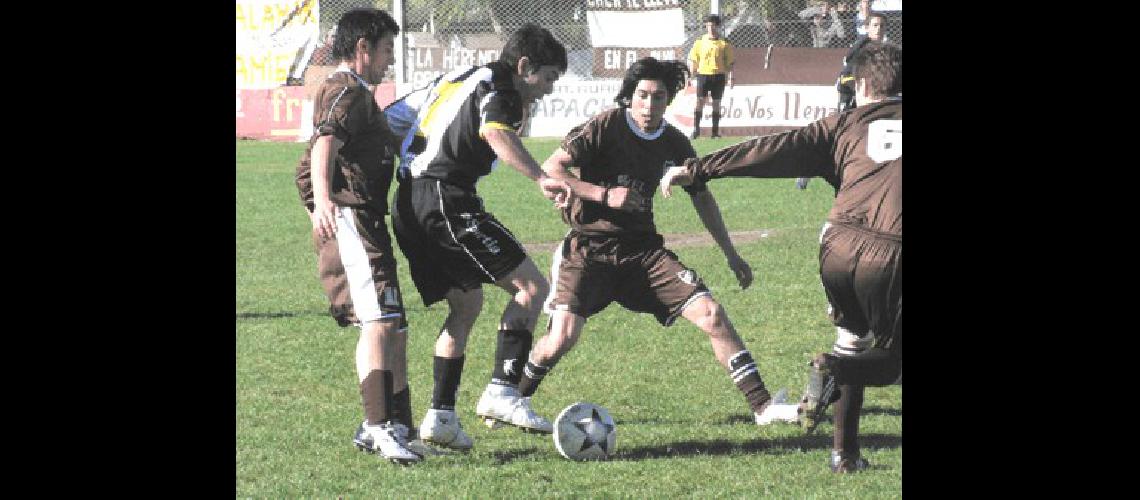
[691,299,729,334]
[832,326,873,357]
[447,290,484,324]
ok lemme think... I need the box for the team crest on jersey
[677,269,700,286]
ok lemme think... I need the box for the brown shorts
[310,205,408,330]
[545,232,711,326]
[819,223,901,350]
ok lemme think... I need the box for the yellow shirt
[688,35,735,75]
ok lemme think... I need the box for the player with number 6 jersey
[660,40,901,474]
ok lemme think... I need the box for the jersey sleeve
[724,42,735,68]
[315,85,367,143]
[688,39,701,62]
[691,116,839,181]
[477,89,524,138]
[679,140,708,195]
[560,115,602,169]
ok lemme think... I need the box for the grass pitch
[236,137,901,497]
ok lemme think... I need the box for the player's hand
[727,253,753,289]
[659,165,694,199]
[604,186,645,212]
[312,198,339,241]
[539,176,571,205]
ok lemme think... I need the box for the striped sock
[728,350,771,414]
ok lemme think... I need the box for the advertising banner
[236,0,320,89]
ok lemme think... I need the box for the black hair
[851,41,901,98]
[704,14,722,25]
[332,9,400,61]
[498,23,568,73]
[614,57,690,107]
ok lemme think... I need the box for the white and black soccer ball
[553,402,616,461]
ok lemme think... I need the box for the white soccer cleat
[419,408,474,451]
[475,384,554,434]
[754,388,801,426]
[353,421,422,464]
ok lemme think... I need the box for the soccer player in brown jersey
[512,57,779,428]
[661,41,902,473]
[386,24,571,450]
[293,9,420,464]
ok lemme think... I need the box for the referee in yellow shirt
[687,14,734,139]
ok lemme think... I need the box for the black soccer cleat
[830,449,870,473]
[799,353,841,434]
[690,129,700,139]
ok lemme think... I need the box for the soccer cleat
[795,177,811,190]
[710,132,721,138]
[419,408,473,451]
[353,421,422,465]
[799,353,841,434]
[475,384,553,434]
[830,449,870,473]
[754,388,801,425]
[690,129,700,140]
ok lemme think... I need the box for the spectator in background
[310,26,338,66]
[687,14,735,139]
[800,2,845,48]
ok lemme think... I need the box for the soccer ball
[553,402,617,461]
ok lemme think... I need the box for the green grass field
[236,137,901,497]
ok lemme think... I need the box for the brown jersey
[295,70,399,214]
[690,98,901,238]
[560,107,707,238]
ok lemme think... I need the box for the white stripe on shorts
[437,180,496,281]
[336,206,401,323]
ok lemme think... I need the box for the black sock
[833,384,865,456]
[431,356,465,410]
[360,369,394,426]
[491,329,532,387]
[693,110,703,132]
[517,360,553,397]
[711,112,721,135]
[728,350,771,414]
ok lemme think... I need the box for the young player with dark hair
[386,23,571,451]
[687,14,735,139]
[514,57,779,428]
[293,8,420,464]
[661,41,902,473]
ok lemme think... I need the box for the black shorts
[694,74,727,100]
[819,223,901,351]
[545,232,711,326]
[392,177,528,306]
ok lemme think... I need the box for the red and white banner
[666,84,841,135]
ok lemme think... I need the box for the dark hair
[615,57,690,107]
[704,14,722,25]
[332,9,400,61]
[499,23,568,73]
[851,41,901,98]
[865,11,887,26]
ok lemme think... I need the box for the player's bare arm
[310,134,345,240]
[541,147,643,211]
[689,190,753,289]
[483,127,570,204]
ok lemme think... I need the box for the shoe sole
[419,435,473,452]
[354,441,422,465]
[801,376,836,435]
[476,415,553,434]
